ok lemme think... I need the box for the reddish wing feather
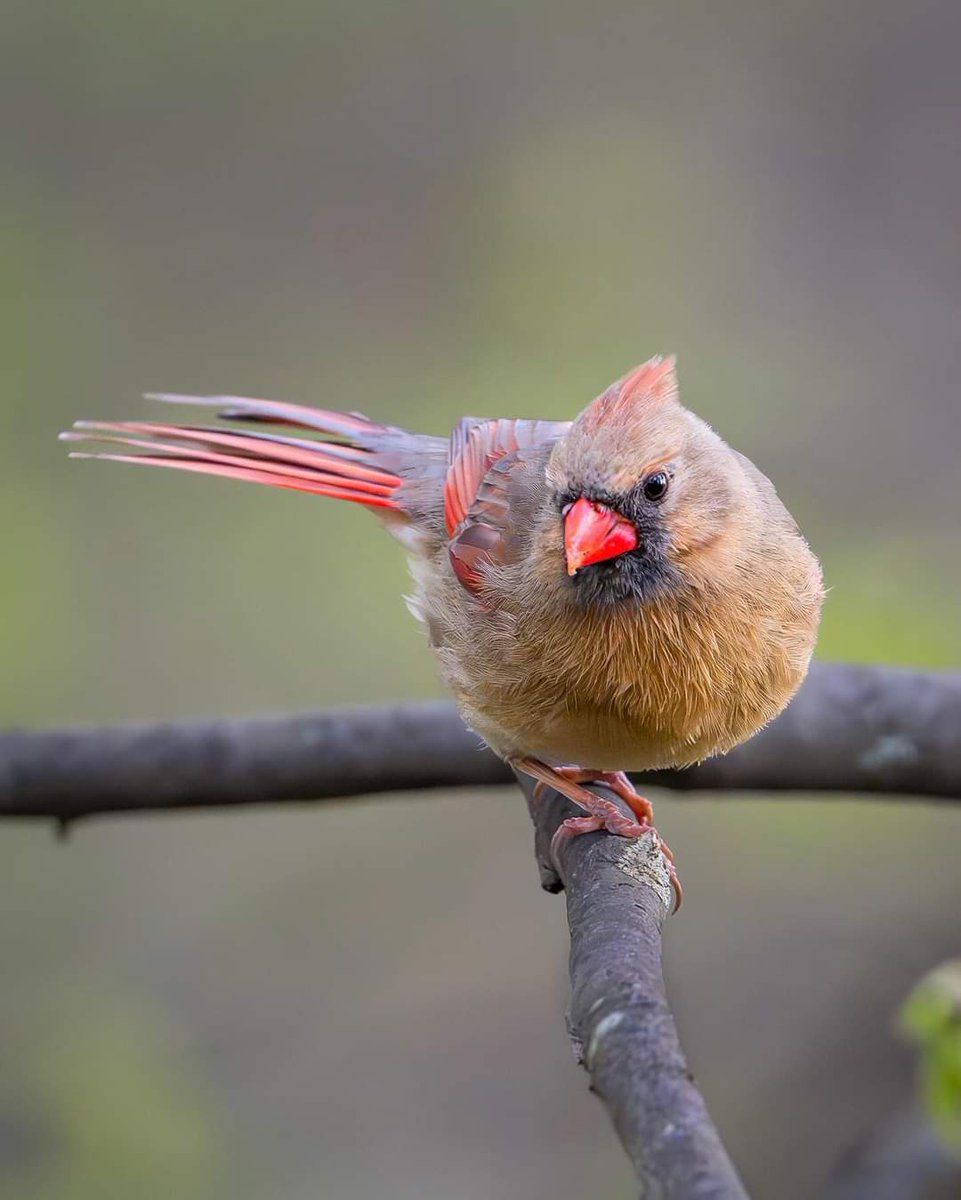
[444,418,569,537]
[446,418,569,595]
[65,397,569,569]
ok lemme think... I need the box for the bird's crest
[574,355,678,436]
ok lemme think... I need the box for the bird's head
[547,356,741,606]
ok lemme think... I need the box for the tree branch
[5,664,956,1195]
[517,770,750,1198]
[1,662,958,824]
[823,1107,961,1200]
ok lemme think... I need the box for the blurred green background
[2,2,960,1197]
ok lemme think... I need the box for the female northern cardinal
[63,357,824,907]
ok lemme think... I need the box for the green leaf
[900,961,961,1147]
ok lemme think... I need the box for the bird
[62,356,824,908]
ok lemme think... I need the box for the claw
[511,756,682,913]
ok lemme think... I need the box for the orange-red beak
[564,497,638,576]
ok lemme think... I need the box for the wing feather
[444,418,568,537]
[445,418,569,594]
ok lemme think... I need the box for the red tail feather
[144,394,380,440]
[62,397,405,511]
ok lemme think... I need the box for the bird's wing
[444,418,570,594]
[63,398,567,579]
[443,417,568,536]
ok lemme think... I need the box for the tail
[61,394,407,511]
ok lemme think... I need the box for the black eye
[642,471,670,502]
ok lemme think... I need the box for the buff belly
[461,683,786,773]
[429,565,815,775]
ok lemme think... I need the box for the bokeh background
[3,2,961,1197]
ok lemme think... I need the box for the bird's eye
[642,471,670,502]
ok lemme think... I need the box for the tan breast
[432,555,823,772]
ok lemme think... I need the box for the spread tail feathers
[61,394,406,511]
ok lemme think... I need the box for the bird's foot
[515,759,681,912]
